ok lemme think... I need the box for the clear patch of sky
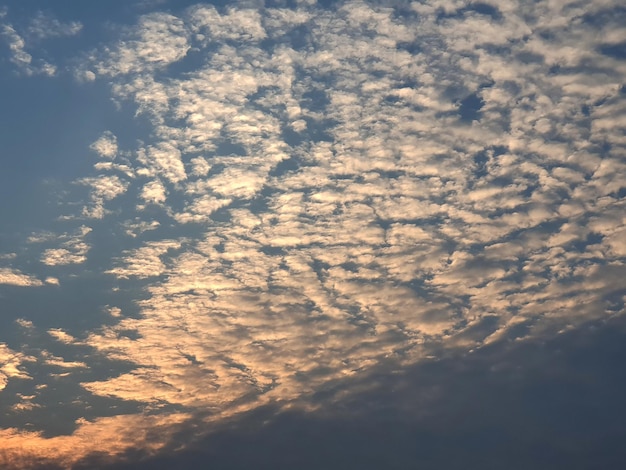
[0,76,99,232]
[0,75,153,240]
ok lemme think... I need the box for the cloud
[78,175,129,201]
[136,142,186,184]
[0,412,193,470]
[121,219,160,238]
[0,344,34,392]
[3,0,626,467]
[40,351,87,369]
[84,315,626,470]
[0,16,56,76]
[77,174,131,219]
[40,226,92,266]
[105,240,182,279]
[95,12,190,76]
[188,5,267,43]
[26,11,82,41]
[69,0,626,429]
[47,328,78,345]
[90,131,119,159]
[0,269,43,287]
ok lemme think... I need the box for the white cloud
[140,179,167,205]
[48,328,79,345]
[172,195,233,223]
[137,142,187,184]
[0,21,57,76]
[122,219,161,238]
[40,226,92,266]
[105,240,182,279]
[79,175,129,200]
[95,12,190,76]
[40,351,87,369]
[1,23,31,66]
[90,131,118,159]
[0,268,43,287]
[188,5,266,42]
[44,277,60,286]
[189,156,211,177]
[0,343,34,392]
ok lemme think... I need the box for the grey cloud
[26,11,82,41]
[78,314,626,470]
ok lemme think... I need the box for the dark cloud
[77,314,626,470]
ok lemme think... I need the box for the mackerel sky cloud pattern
[0,1,625,468]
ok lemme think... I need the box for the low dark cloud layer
[70,314,626,470]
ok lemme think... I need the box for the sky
[0,0,625,468]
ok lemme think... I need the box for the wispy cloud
[26,11,82,41]
[1,22,56,76]
[0,9,70,76]
[39,226,92,266]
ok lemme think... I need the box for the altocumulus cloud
[0,7,80,76]
[0,0,625,468]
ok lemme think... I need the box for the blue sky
[1,0,625,468]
